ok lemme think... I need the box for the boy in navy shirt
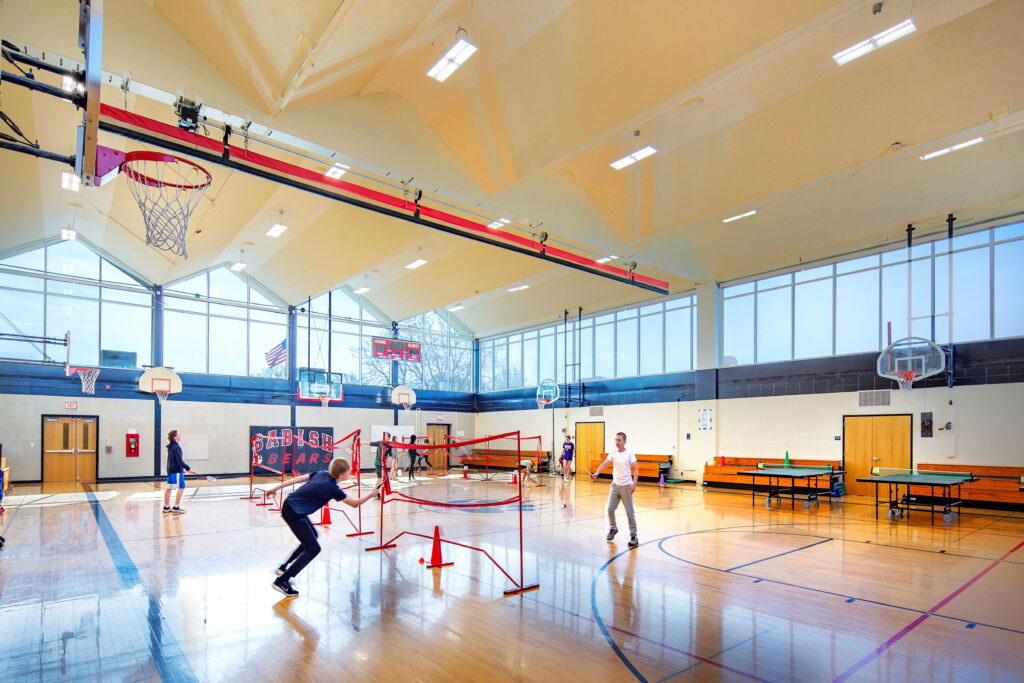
[163,429,194,514]
[267,458,380,597]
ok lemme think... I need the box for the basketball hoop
[537,397,551,410]
[155,389,170,404]
[121,151,211,258]
[893,370,917,392]
[318,395,330,408]
[72,368,100,395]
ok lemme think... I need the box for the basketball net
[893,370,917,392]
[319,395,330,408]
[155,389,170,404]
[537,397,551,410]
[76,368,99,395]
[122,151,211,258]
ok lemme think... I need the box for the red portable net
[368,431,539,596]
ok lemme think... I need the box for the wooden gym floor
[1,473,1022,682]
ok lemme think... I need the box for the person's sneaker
[628,536,639,548]
[273,577,298,597]
[171,507,186,515]
[606,528,618,541]
[275,565,288,577]
[162,506,171,514]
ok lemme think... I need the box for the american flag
[265,339,287,367]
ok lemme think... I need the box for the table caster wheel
[803,500,810,510]
[943,512,956,523]
[813,500,820,510]
[887,508,897,521]
[765,498,773,509]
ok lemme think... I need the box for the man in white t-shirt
[590,431,639,547]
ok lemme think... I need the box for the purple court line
[528,593,773,683]
[833,538,1024,682]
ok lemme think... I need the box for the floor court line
[725,537,834,572]
[832,538,1024,682]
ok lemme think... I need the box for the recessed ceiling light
[325,163,349,179]
[61,172,81,192]
[447,305,465,312]
[266,223,288,237]
[61,75,82,93]
[353,287,370,295]
[230,262,247,272]
[723,209,757,223]
[596,255,619,264]
[610,146,657,170]
[920,137,984,161]
[405,259,427,270]
[487,218,512,229]
[833,19,916,66]
[427,38,478,82]
[61,228,77,241]
[507,284,530,293]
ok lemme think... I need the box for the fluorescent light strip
[405,259,427,270]
[507,284,530,292]
[353,287,370,295]
[61,171,81,192]
[447,305,465,312]
[833,19,916,65]
[325,163,349,179]
[920,137,984,161]
[723,209,757,223]
[596,255,618,264]
[266,223,288,237]
[487,217,512,229]
[427,38,478,82]
[230,262,247,272]
[610,145,658,170]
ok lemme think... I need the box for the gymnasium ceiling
[1,0,1022,336]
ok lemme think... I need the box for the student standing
[590,432,639,548]
[268,459,380,597]
[163,429,194,514]
[560,436,575,482]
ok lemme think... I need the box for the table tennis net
[871,467,972,478]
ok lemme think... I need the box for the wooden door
[426,424,450,473]
[575,422,605,475]
[42,416,98,483]
[843,415,911,496]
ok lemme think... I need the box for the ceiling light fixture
[61,171,81,192]
[266,223,288,237]
[723,209,757,223]
[353,287,370,295]
[596,255,619,264]
[61,74,83,93]
[230,262,247,272]
[507,284,530,293]
[610,145,658,170]
[427,31,477,82]
[325,163,349,179]
[405,259,427,270]
[832,19,916,66]
[61,227,77,241]
[487,218,512,229]
[919,137,984,161]
[447,305,465,312]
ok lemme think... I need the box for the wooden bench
[589,453,671,480]
[461,449,550,471]
[916,463,1024,505]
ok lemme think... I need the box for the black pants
[280,502,321,581]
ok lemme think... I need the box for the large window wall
[295,290,473,390]
[721,220,1024,366]
[164,267,288,377]
[479,295,696,392]
[0,240,151,367]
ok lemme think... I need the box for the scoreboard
[372,337,421,362]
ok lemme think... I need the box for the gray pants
[607,483,637,536]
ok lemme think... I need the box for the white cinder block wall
[476,382,1023,482]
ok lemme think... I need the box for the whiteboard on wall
[186,433,210,460]
[370,424,416,441]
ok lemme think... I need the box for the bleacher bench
[588,453,671,480]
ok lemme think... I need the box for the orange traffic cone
[314,503,332,526]
[510,473,518,485]
[426,525,453,568]
[462,465,468,480]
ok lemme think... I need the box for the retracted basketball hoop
[121,151,211,258]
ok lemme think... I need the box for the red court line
[833,538,1024,682]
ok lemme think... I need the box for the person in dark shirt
[370,432,392,477]
[163,429,194,514]
[267,458,380,597]
[560,436,575,483]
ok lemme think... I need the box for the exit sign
[65,401,78,410]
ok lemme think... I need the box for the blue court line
[86,492,198,683]
[654,626,778,683]
[725,538,834,572]
[655,531,1024,636]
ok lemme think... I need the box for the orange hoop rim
[121,150,212,190]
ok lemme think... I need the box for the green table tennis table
[856,468,978,523]
[738,465,844,510]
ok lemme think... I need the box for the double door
[42,416,98,482]
[426,423,450,473]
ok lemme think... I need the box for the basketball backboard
[877,337,945,390]
[138,366,183,394]
[391,384,416,409]
[298,368,343,403]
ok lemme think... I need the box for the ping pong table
[856,468,978,523]
[738,466,844,510]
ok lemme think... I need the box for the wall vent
[858,390,891,407]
